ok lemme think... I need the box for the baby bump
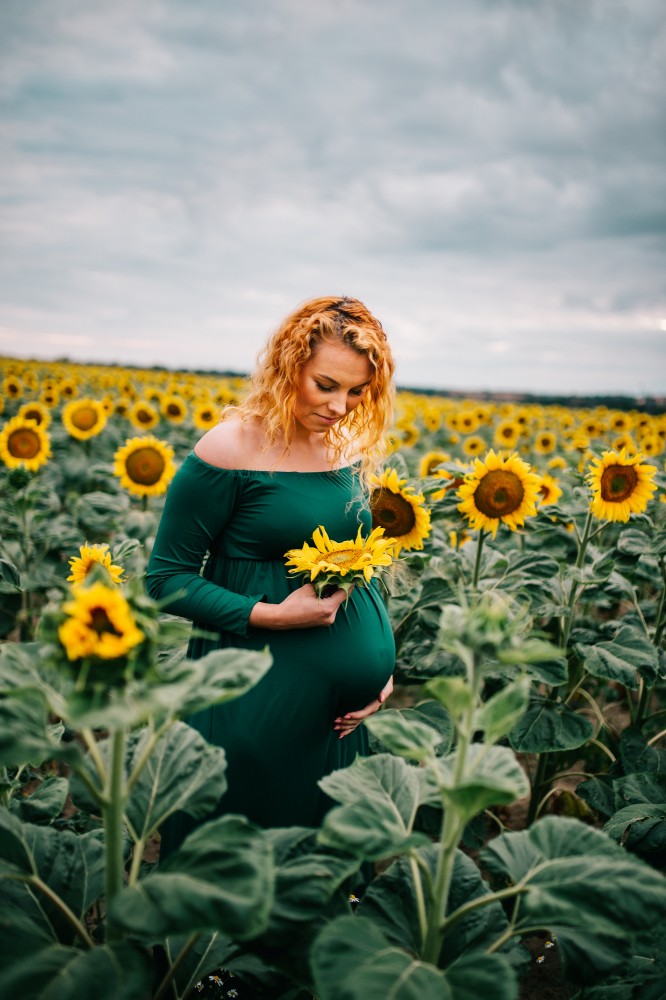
[292,586,395,714]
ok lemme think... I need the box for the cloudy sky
[1,0,664,396]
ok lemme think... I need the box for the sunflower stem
[422,657,478,965]
[526,751,551,826]
[652,555,666,648]
[471,529,486,590]
[102,727,127,941]
[634,678,653,731]
[558,508,595,686]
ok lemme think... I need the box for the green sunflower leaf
[317,754,430,859]
[575,623,659,689]
[0,942,153,1000]
[110,815,274,941]
[508,696,593,753]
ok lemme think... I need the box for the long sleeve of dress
[146,455,265,637]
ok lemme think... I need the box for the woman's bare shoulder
[194,417,262,470]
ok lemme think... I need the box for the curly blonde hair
[232,296,395,485]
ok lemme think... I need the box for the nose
[325,391,347,416]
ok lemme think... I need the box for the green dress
[146,451,395,844]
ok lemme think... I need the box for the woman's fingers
[333,675,394,738]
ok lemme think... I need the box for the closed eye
[315,381,367,397]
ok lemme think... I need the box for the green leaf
[616,527,666,558]
[576,624,659,690]
[0,942,153,1000]
[482,816,666,982]
[311,915,451,999]
[110,814,274,941]
[424,677,473,718]
[444,951,518,1000]
[0,808,105,942]
[509,696,594,753]
[155,646,273,717]
[576,776,615,818]
[361,845,511,967]
[9,776,69,824]
[433,745,529,823]
[618,727,665,775]
[318,754,430,860]
[0,689,79,768]
[0,879,57,960]
[475,677,531,745]
[62,645,273,731]
[245,827,361,983]
[364,709,442,762]
[165,931,238,998]
[71,722,228,838]
[604,803,666,854]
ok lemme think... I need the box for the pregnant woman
[147,296,396,847]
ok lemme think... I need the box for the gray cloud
[0,0,664,396]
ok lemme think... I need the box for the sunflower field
[1,355,665,1000]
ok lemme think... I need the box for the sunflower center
[599,464,638,502]
[125,447,166,485]
[166,403,182,416]
[8,428,40,460]
[89,607,122,636]
[371,488,416,536]
[22,407,44,424]
[318,548,362,568]
[136,408,154,424]
[474,470,525,518]
[71,405,99,430]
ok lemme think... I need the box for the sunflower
[285,524,395,599]
[192,401,220,431]
[462,435,486,457]
[608,412,632,433]
[62,398,108,440]
[494,419,522,449]
[115,396,132,417]
[40,388,60,407]
[58,377,78,399]
[533,430,557,455]
[611,433,637,454]
[457,449,542,538]
[67,543,125,586]
[128,400,160,431]
[587,449,657,523]
[18,401,51,429]
[457,409,481,435]
[418,450,451,477]
[395,421,420,448]
[59,582,144,661]
[0,416,52,472]
[422,406,442,432]
[636,433,663,458]
[369,468,432,554]
[537,474,563,507]
[160,394,188,424]
[113,435,176,497]
[2,376,23,401]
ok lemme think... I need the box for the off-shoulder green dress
[147,451,395,845]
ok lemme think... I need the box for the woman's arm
[147,455,346,634]
[146,458,264,636]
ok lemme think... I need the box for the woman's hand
[249,583,347,630]
[334,675,394,739]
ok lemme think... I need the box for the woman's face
[293,339,373,435]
